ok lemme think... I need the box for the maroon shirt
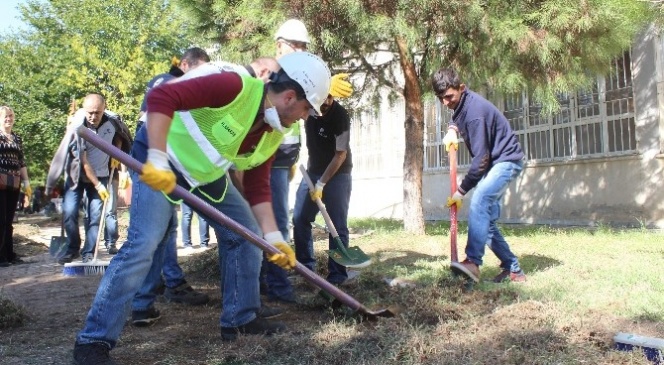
[146,72,274,206]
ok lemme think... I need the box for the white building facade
[341,26,664,228]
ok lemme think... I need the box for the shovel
[49,214,68,259]
[448,144,459,263]
[76,125,395,320]
[50,96,77,259]
[299,165,372,269]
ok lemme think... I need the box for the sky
[0,0,28,34]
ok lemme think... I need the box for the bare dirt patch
[1,213,662,365]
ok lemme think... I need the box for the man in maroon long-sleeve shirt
[73,52,331,364]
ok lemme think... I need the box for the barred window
[424,51,636,171]
[350,100,405,178]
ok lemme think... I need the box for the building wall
[343,26,664,228]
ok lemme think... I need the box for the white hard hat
[277,52,330,115]
[274,19,310,44]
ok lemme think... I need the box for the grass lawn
[2,217,662,364]
[178,219,664,364]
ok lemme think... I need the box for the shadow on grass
[426,220,599,238]
[372,250,442,268]
[631,311,664,323]
[519,254,562,273]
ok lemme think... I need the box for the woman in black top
[0,106,32,266]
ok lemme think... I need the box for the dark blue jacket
[451,89,524,194]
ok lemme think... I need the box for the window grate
[424,50,637,171]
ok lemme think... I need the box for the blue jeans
[63,178,108,256]
[77,172,262,348]
[465,161,523,272]
[293,171,352,284]
[180,202,210,246]
[263,167,293,299]
[163,209,187,289]
[104,178,119,247]
[132,208,177,310]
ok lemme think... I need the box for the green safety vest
[166,75,284,187]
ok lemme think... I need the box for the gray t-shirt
[73,110,116,178]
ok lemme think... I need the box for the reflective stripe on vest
[166,75,283,187]
[280,121,300,146]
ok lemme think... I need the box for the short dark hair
[268,69,307,101]
[181,47,210,65]
[431,68,462,95]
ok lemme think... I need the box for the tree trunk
[395,36,425,234]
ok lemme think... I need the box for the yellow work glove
[446,190,464,209]
[443,129,459,152]
[110,158,121,169]
[118,171,130,189]
[95,182,110,201]
[329,73,353,98]
[22,181,32,200]
[288,165,297,182]
[265,232,296,270]
[309,181,325,202]
[140,149,176,193]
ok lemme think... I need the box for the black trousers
[0,189,20,263]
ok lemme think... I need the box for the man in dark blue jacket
[431,68,526,284]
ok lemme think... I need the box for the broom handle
[92,167,114,261]
[298,165,340,238]
[76,125,376,314]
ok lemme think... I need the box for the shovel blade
[318,289,397,320]
[326,246,372,269]
[49,237,68,259]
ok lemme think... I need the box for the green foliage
[0,0,198,183]
[180,0,655,111]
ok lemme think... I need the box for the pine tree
[178,0,657,233]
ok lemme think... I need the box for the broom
[63,168,114,276]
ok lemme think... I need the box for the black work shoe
[154,280,166,296]
[107,246,118,255]
[258,305,283,319]
[221,317,287,341]
[58,252,80,265]
[164,283,209,306]
[131,307,161,327]
[267,292,298,304]
[73,342,116,365]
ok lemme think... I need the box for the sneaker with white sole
[131,307,161,327]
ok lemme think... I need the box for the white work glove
[95,182,110,201]
[140,148,176,193]
[264,231,296,270]
[446,190,464,209]
[309,181,325,202]
[443,129,459,152]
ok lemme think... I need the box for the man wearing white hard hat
[72,51,331,364]
[262,18,355,305]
